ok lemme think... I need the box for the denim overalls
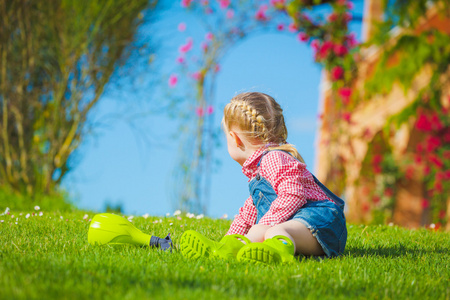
[249,150,347,257]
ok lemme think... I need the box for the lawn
[1,209,449,299]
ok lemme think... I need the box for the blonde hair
[223,92,305,163]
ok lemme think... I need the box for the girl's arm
[258,152,306,226]
[226,196,257,235]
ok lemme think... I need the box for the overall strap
[256,151,270,167]
[310,173,346,211]
[257,150,346,211]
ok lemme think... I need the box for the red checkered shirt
[226,147,334,236]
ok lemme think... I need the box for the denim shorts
[289,200,347,257]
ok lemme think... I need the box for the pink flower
[424,165,431,175]
[362,202,370,213]
[444,151,450,160]
[342,112,352,123]
[317,41,334,59]
[337,0,353,9]
[270,0,285,9]
[372,154,382,164]
[327,12,338,22]
[214,64,221,73]
[168,74,178,87]
[426,136,441,152]
[201,42,208,52]
[421,199,430,209]
[270,0,285,5]
[346,33,358,48]
[372,154,383,174]
[226,9,234,19]
[178,22,186,32]
[311,39,320,52]
[405,166,414,179]
[334,44,348,56]
[201,0,209,5]
[384,188,394,197]
[181,0,192,8]
[288,23,297,32]
[444,131,450,143]
[430,113,443,130]
[196,107,204,117]
[372,196,380,204]
[436,171,446,180]
[176,56,185,64]
[415,114,432,132]
[219,0,230,9]
[277,23,285,31]
[414,154,422,164]
[330,66,344,81]
[179,37,193,53]
[297,32,309,42]
[255,5,268,21]
[347,1,354,10]
[429,154,443,168]
[416,143,424,153]
[362,128,371,139]
[344,12,352,22]
[207,105,214,115]
[205,32,214,41]
[338,87,352,105]
[373,165,382,174]
[191,71,202,81]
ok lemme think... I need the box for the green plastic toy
[180,229,250,260]
[88,213,172,250]
[236,235,295,264]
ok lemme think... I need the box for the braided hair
[223,92,304,163]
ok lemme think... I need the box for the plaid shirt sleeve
[226,196,257,235]
[257,152,306,226]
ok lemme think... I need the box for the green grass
[0,187,74,212]
[1,209,449,300]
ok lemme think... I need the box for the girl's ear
[230,131,244,148]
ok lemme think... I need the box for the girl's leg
[265,220,325,256]
[245,224,270,243]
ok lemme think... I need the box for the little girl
[180,92,347,264]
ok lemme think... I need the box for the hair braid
[223,92,305,163]
[236,101,269,142]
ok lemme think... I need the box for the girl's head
[223,92,287,145]
[223,92,304,163]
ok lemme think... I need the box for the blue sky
[63,1,364,218]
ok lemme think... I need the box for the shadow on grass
[342,245,450,258]
[292,244,449,261]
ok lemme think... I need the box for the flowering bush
[361,1,450,228]
[410,108,449,226]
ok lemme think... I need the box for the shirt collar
[242,147,266,179]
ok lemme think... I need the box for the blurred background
[1,0,448,230]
